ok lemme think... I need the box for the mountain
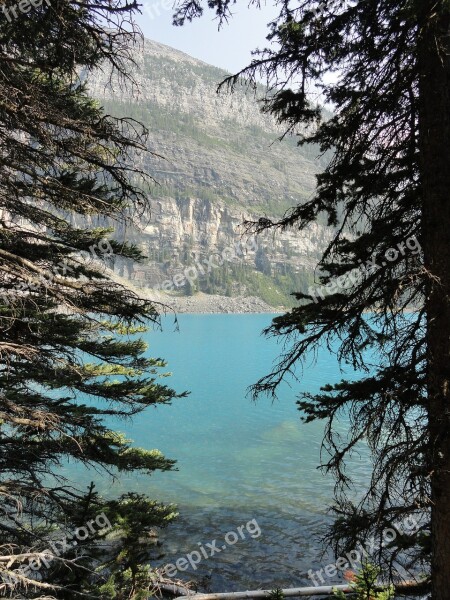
[86,38,330,307]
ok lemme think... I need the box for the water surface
[74,314,372,590]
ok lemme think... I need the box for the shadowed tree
[0,1,186,597]
[173,0,449,596]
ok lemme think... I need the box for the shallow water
[68,314,373,590]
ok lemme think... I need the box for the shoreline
[144,291,287,315]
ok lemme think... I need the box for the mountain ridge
[86,37,329,307]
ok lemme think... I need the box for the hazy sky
[135,1,279,73]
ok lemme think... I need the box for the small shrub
[333,563,395,600]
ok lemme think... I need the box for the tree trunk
[418,4,450,599]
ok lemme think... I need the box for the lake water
[75,314,372,591]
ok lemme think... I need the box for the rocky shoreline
[146,291,286,314]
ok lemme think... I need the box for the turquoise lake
[73,314,373,591]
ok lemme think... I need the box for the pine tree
[174,0,449,596]
[0,1,186,597]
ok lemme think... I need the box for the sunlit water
[66,314,373,591]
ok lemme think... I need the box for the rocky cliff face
[87,38,330,305]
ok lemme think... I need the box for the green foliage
[269,588,285,600]
[195,262,314,308]
[332,564,395,600]
[0,2,187,598]
[95,493,178,599]
[172,0,450,591]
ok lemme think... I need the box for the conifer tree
[0,1,185,597]
[174,0,449,596]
